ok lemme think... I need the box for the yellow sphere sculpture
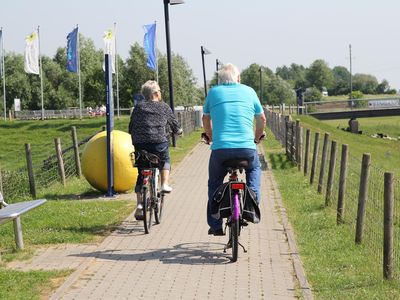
[81,130,138,193]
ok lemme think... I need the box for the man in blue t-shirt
[202,63,266,236]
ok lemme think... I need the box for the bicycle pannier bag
[210,183,261,224]
[242,186,261,224]
[210,182,231,219]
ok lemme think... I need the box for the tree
[331,66,350,95]
[264,75,296,105]
[241,64,295,105]
[121,42,156,107]
[352,73,378,94]
[276,63,307,89]
[375,79,390,94]
[2,53,31,110]
[304,87,322,102]
[169,53,202,106]
[305,59,334,91]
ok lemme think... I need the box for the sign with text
[14,98,21,111]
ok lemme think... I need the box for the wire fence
[0,111,200,204]
[266,108,400,281]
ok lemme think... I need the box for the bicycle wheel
[231,193,240,262]
[154,174,164,224]
[142,187,153,234]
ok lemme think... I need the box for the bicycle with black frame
[130,150,165,234]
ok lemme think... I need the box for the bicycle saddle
[135,150,161,167]
[222,158,249,170]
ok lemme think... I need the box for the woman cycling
[129,80,182,220]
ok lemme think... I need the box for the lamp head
[202,46,211,55]
[169,0,184,5]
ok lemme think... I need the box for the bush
[304,87,322,102]
[349,90,364,99]
[348,91,367,108]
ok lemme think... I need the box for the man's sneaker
[208,227,225,236]
[161,184,173,193]
[134,204,144,220]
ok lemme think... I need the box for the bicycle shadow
[71,242,233,265]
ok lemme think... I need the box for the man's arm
[255,112,266,141]
[202,114,212,142]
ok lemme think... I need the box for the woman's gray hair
[217,63,240,84]
[141,80,160,100]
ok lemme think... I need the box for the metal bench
[0,192,46,249]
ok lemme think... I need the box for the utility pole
[349,44,353,99]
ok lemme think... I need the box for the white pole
[114,22,120,118]
[37,26,44,120]
[77,25,82,119]
[1,28,6,121]
[155,21,159,83]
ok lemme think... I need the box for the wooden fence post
[24,143,36,198]
[295,120,300,167]
[317,133,330,194]
[291,122,296,162]
[297,125,303,171]
[54,138,66,186]
[310,132,320,184]
[71,126,82,177]
[304,129,311,176]
[285,117,289,156]
[325,140,337,206]
[355,153,371,244]
[0,168,3,196]
[337,144,348,224]
[383,172,394,280]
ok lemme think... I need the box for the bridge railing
[304,97,400,114]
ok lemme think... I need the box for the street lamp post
[163,0,184,147]
[216,59,219,84]
[201,46,211,97]
[259,67,263,101]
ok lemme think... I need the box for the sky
[1,0,400,91]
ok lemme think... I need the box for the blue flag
[66,27,78,73]
[143,23,157,71]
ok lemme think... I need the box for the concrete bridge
[305,98,400,120]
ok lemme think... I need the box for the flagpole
[37,26,44,120]
[114,22,120,119]
[77,24,82,119]
[155,21,159,83]
[1,28,6,121]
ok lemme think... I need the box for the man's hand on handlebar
[201,132,211,145]
[254,131,266,144]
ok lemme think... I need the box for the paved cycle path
[10,142,310,299]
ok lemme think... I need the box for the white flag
[24,30,39,75]
[102,29,115,73]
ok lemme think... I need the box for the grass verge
[263,129,400,299]
[0,127,202,299]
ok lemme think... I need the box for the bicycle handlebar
[201,131,266,145]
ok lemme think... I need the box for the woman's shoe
[134,204,144,220]
[161,184,173,193]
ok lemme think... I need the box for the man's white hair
[217,63,240,84]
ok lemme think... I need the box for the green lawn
[0,116,131,170]
[322,116,400,139]
[263,128,400,299]
[296,115,400,175]
[266,113,400,298]
[326,94,399,101]
[0,120,202,299]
